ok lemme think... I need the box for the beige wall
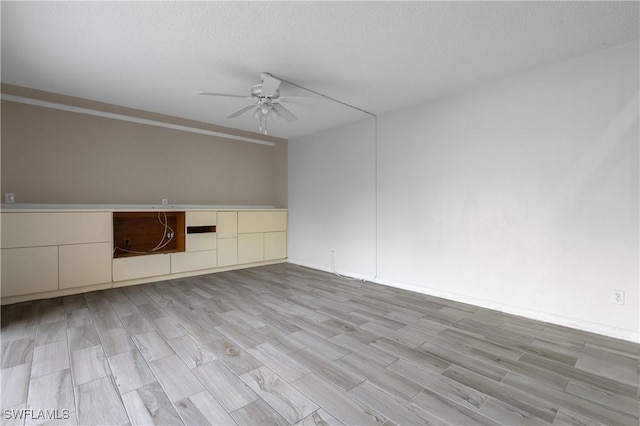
[1,100,288,207]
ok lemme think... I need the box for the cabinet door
[186,233,217,252]
[1,213,60,247]
[238,211,287,234]
[57,212,112,245]
[1,247,58,297]
[112,254,170,282]
[238,233,263,264]
[217,212,238,239]
[59,242,112,289]
[171,250,217,274]
[217,238,238,267]
[264,232,287,261]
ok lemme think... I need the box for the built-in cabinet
[217,211,238,267]
[264,231,287,261]
[238,233,265,264]
[172,211,218,273]
[1,209,286,303]
[1,212,112,297]
[59,242,112,289]
[112,253,170,282]
[2,246,59,297]
[238,211,287,264]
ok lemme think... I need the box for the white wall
[288,118,376,278]
[288,40,639,341]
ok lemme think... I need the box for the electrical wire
[271,75,380,284]
[330,250,362,281]
[329,117,379,284]
[271,74,376,118]
[370,115,379,283]
[113,211,175,255]
[150,211,175,251]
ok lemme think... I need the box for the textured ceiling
[2,1,638,139]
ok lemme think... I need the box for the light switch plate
[5,193,15,204]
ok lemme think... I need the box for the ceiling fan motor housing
[251,84,279,99]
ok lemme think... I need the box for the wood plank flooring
[1,263,638,425]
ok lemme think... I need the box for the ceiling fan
[199,72,301,135]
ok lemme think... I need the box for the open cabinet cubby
[187,225,216,234]
[113,211,185,258]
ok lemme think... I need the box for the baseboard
[286,258,373,281]
[373,276,639,344]
[286,259,639,344]
[1,282,113,305]
[2,259,287,305]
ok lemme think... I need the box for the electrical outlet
[161,198,168,205]
[613,290,625,305]
[5,193,15,204]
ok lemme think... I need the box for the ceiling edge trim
[1,94,277,147]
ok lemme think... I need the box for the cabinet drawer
[112,254,170,282]
[1,212,111,248]
[217,238,238,267]
[238,211,287,234]
[186,233,217,252]
[171,250,217,274]
[238,233,263,264]
[59,242,112,289]
[186,211,216,227]
[1,246,58,297]
[217,212,238,238]
[264,232,287,261]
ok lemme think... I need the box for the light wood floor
[1,263,638,425]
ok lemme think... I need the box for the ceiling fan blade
[273,104,297,123]
[227,104,257,119]
[199,92,251,99]
[261,73,281,96]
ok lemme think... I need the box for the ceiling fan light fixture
[259,115,267,135]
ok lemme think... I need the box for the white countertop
[0,203,281,212]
